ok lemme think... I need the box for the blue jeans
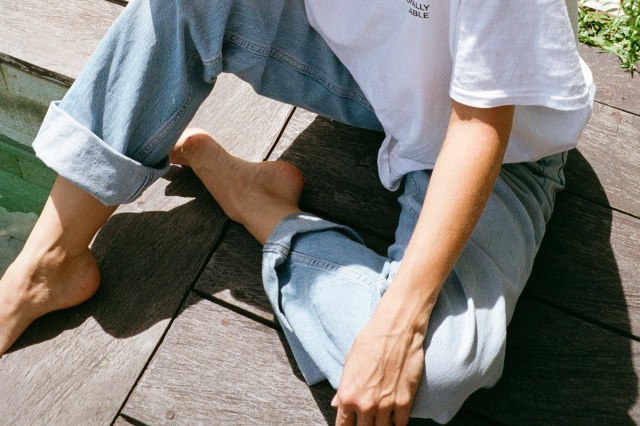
[263,156,565,423]
[31,0,566,422]
[34,0,381,205]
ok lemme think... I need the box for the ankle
[13,244,87,278]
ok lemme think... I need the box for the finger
[392,407,410,426]
[374,409,392,426]
[335,407,356,426]
[332,394,339,408]
[356,412,374,426]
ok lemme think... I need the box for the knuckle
[356,399,376,414]
[395,394,413,408]
[337,389,358,407]
[377,399,394,412]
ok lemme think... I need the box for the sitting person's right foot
[0,247,100,356]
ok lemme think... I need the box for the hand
[332,294,428,426]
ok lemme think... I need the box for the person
[0,0,594,424]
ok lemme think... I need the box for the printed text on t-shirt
[407,0,430,18]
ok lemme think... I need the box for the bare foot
[171,128,304,244]
[0,248,100,356]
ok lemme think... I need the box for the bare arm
[333,100,515,426]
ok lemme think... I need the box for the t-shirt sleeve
[449,0,591,111]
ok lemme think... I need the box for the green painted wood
[0,169,49,213]
[0,137,55,213]
[0,146,22,177]
[0,207,37,275]
[0,139,55,187]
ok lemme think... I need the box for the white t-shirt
[303,0,595,190]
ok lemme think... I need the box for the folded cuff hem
[33,102,168,206]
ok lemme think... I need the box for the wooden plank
[0,77,291,424]
[0,139,56,189]
[566,102,640,217]
[524,191,640,337]
[579,43,640,116]
[122,293,484,425]
[113,416,139,426]
[0,0,123,81]
[195,222,274,323]
[0,143,22,177]
[269,108,400,239]
[464,300,640,424]
[0,88,49,148]
[0,61,68,106]
[0,169,49,213]
[0,208,36,276]
[189,74,294,162]
[122,293,337,425]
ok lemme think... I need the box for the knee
[411,344,504,423]
[410,334,507,423]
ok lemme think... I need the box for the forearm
[332,101,515,424]
[382,100,515,331]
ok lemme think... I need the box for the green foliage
[578,0,640,74]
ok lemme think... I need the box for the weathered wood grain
[0,0,123,81]
[525,191,640,337]
[122,293,337,425]
[0,60,68,105]
[566,102,640,217]
[579,44,640,116]
[195,222,274,323]
[0,87,50,148]
[190,74,294,162]
[113,416,138,426]
[465,299,640,425]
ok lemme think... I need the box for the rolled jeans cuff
[33,101,169,206]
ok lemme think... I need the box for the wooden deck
[1,1,639,424]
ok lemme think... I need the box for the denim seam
[124,169,155,204]
[136,51,199,162]
[401,173,422,219]
[288,251,384,289]
[264,242,292,259]
[222,32,375,113]
[201,56,222,73]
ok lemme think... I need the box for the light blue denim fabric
[263,152,566,423]
[32,0,381,205]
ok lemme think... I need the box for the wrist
[378,284,436,336]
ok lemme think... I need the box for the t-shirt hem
[450,86,592,112]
